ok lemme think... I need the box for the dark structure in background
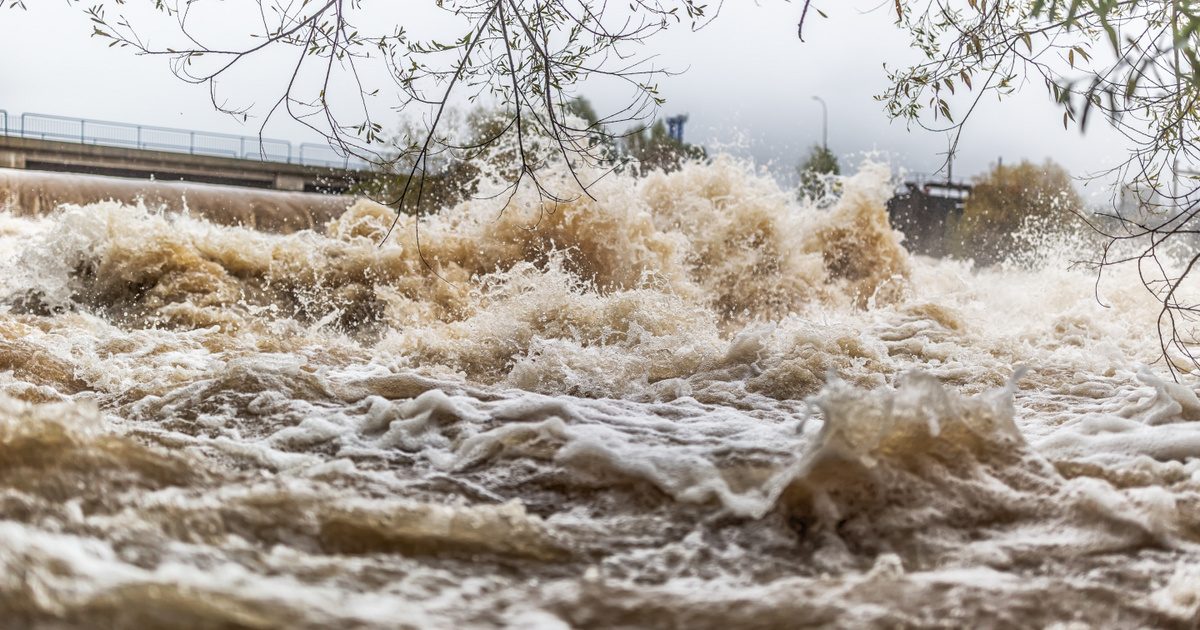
[665,115,688,143]
[886,179,972,257]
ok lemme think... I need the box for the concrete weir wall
[0,168,355,233]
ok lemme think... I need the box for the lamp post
[812,96,828,151]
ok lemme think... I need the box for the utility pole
[812,96,828,151]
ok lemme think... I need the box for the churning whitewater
[0,157,1198,628]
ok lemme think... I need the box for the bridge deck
[0,135,367,193]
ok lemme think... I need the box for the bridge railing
[2,111,372,170]
[18,113,297,163]
[299,143,373,170]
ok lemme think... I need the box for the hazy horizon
[1,1,1129,189]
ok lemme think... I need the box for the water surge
[0,157,1197,628]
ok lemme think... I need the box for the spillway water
[0,168,352,232]
[0,157,1197,628]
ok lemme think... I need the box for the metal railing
[1,110,371,170]
[299,142,372,169]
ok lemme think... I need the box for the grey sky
[0,1,1128,189]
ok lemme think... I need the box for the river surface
[0,158,1198,628]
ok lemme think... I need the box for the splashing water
[0,156,1197,628]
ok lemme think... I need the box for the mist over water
[0,156,1198,628]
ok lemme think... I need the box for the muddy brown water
[0,158,1196,628]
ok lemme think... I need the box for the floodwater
[0,158,1197,628]
[0,168,351,232]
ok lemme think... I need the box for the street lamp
[812,96,828,151]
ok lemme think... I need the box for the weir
[0,168,354,233]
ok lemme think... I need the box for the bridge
[0,110,373,193]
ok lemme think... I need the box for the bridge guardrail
[2,111,371,170]
[299,142,372,170]
[19,113,295,163]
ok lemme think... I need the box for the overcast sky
[0,1,1129,190]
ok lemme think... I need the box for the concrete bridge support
[0,150,25,169]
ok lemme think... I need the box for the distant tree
[564,98,602,129]
[949,159,1083,264]
[796,144,840,202]
[621,120,706,174]
[564,98,619,160]
[350,107,511,212]
[353,100,709,212]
